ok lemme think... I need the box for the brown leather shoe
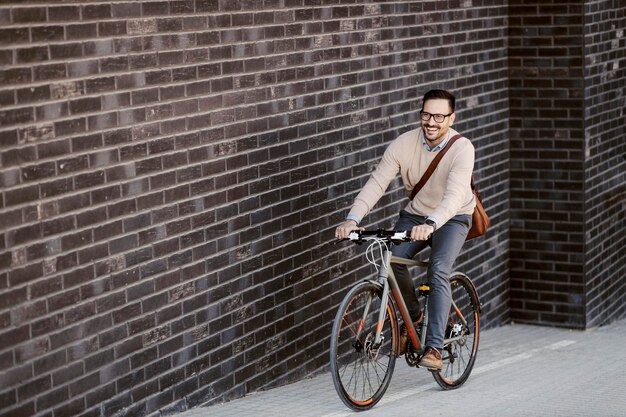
[397,311,424,356]
[418,347,442,371]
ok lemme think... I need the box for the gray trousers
[391,210,471,350]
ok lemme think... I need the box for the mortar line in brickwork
[1,37,506,81]
[0,6,507,71]
[0,116,399,216]
[2,65,507,134]
[1,164,409,276]
[3,229,298,325]
[0,65,506,142]
[1,204,383,290]
[0,115,506,203]
[0,11,499,37]
[0,2,502,30]
[0,23,498,99]
[0,147,395,273]
[0,52,507,156]
[4,253,254,340]
[0,192,378,339]
[0,104,508,238]
[0,91,413,183]
[0,78,425,158]
[0,15,505,60]
[0,95,507,208]
[0,133,406,277]
[0,57,411,114]
[0,46,508,101]
[1,290,256,400]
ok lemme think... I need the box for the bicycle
[330,229,481,411]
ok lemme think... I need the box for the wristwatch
[425,219,437,231]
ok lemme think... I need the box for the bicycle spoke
[341,318,363,349]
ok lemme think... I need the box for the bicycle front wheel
[432,272,480,390]
[330,281,397,411]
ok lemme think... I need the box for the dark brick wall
[5,0,623,415]
[509,0,625,329]
[509,1,587,327]
[582,0,626,326]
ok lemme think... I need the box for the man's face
[420,98,455,144]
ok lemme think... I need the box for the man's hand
[335,220,364,240]
[411,224,434,241]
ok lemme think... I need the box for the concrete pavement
[177,318,626,416]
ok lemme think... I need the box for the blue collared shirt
[421,130,451,153]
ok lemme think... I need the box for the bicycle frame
[368,245,428,355]
[387,253,428,352]
[370,245,470,355]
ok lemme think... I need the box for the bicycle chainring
[404,346,420,367]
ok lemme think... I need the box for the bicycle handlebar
[345,229,412,244]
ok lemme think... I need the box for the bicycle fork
[373,273,390,348]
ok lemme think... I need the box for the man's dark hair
[422,89,456,112]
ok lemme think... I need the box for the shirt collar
[421,130,451,153]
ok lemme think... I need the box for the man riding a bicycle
[335,89,476,371]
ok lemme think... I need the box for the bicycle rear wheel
[330,281,397,411]
[432,272,480,390]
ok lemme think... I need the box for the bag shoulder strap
[409,134,463,200]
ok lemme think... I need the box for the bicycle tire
[432,272,480,390]
[330,281,398,410]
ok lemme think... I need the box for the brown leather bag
[409,134,489,240]
[466,177,489,240]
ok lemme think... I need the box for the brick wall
[10,0,625,415]
[582,0,626,326]
[509,1,587,327]
[509,0,625,329]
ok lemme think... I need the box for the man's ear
[449,112,456,125]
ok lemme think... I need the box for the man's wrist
[425,219,437,231]
[346,214,360,225]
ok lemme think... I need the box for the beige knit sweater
[348,127,476,228]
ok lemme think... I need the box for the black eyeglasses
[420,111,453,123]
